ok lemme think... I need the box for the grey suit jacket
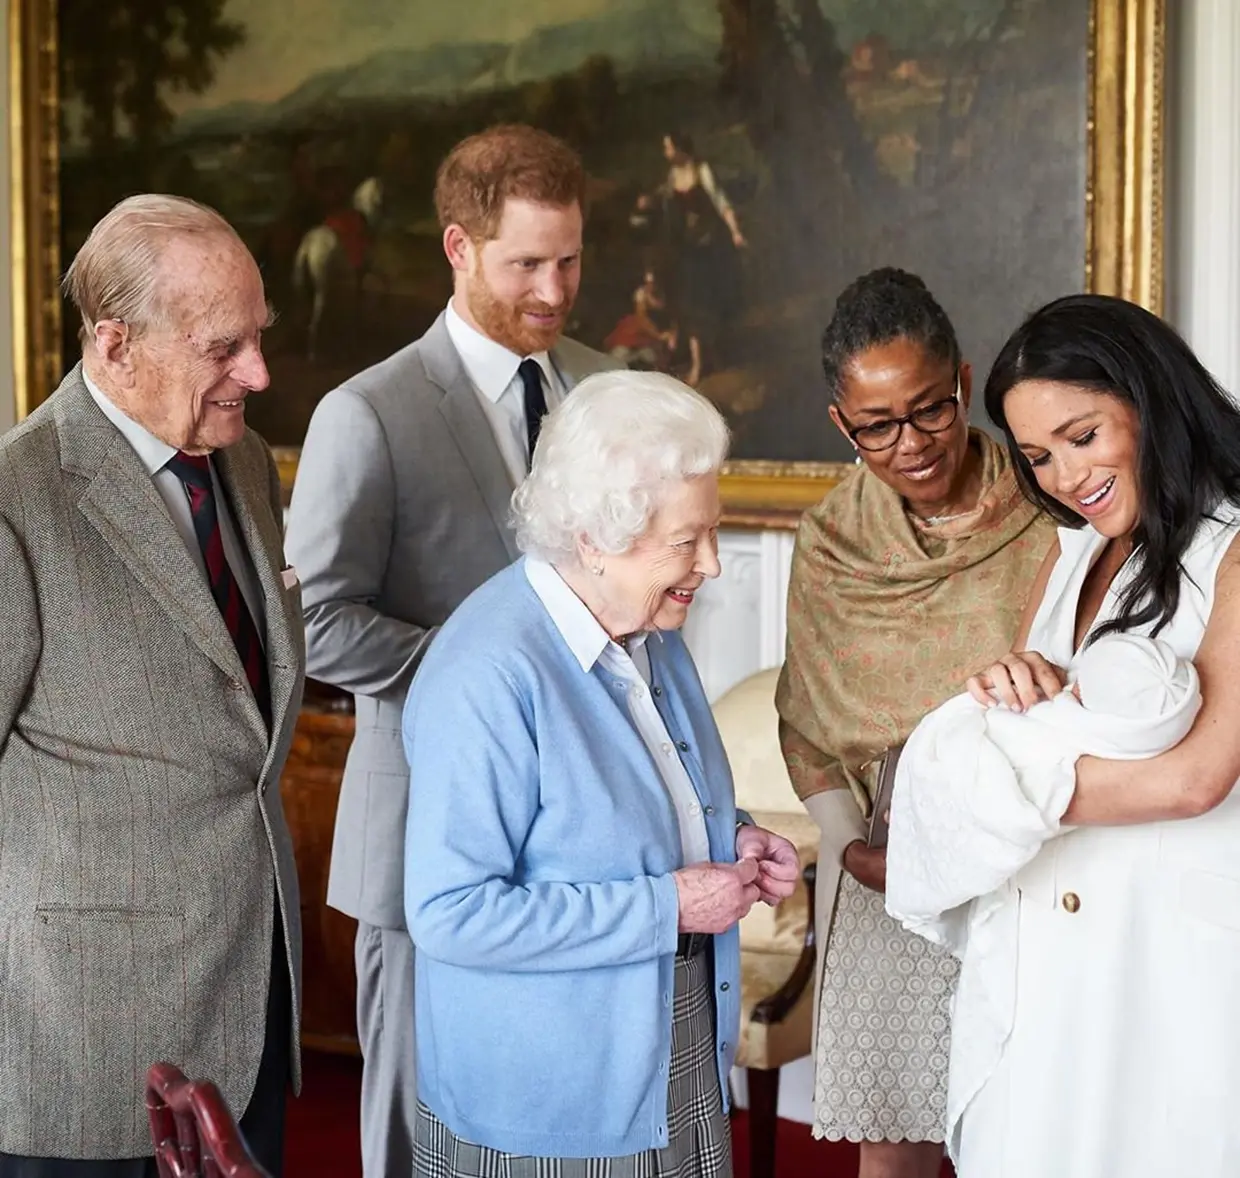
[285,312,619,929]
[0,367,305,1159]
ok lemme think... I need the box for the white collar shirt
[524,557,711,866]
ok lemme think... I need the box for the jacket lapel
[422,314,523,561]
[213,443,302,755]
[57,368,292,750]
[59,375,248,691]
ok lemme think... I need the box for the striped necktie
[165,451,271,725]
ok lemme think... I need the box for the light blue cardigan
[402,559,742,1158]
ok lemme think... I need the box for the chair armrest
[751,860,817,1026]
[146,1061,272,1178]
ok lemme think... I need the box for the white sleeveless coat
[953,508,1240,1177]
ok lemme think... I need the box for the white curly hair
[511,369,730,565]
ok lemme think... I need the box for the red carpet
[287,1051,954,1177]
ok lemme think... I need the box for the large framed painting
[11,0,1163,525]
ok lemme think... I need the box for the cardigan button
[677,740,689,752]
[719,981,729,992]
[1062,891,1081,914]
[653,686,663,697]
[704,805,715,817]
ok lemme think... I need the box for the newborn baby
[1031,631,1199,751]
[884,632,1201,941]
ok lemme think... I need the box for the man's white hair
[62,193,244,343]
[511,369,730,564]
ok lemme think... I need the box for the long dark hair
[985,293,1240,641]
[821,267,961,401]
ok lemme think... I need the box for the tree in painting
[60,0,245,154]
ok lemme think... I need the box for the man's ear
[92,319,130,365]
[90,319,140,384]
[442,224,475,274]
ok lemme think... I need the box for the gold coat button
[1062,891,1081,913]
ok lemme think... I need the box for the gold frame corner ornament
[9,0,1164,527]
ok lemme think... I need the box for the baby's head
[1072,633,1193,720]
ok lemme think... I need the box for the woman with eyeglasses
[775,268,1056,1177]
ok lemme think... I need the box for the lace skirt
[813,872,957,1143]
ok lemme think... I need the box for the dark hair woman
[940,293,1240,1177]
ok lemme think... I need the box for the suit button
[1062,891,1081,913]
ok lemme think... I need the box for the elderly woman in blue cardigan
[402,370,799,1178]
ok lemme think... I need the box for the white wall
[1168,0,1240,397]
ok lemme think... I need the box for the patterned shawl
[775,429,1057,816]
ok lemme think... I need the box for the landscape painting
[15,0,1162,511]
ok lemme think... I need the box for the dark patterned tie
[518,358,548,470]
[165,451,271,725]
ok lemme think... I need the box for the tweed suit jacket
[0,366,305,1159]
[284,312,620,929]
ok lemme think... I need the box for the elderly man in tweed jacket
[0,195,305,1177]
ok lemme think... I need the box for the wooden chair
[146,1062,271,1178]
[712,669,821,1178]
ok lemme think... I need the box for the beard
[466,270,572,356]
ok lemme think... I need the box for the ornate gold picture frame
[9,0,1163,527]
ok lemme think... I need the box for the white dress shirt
[444,299,565,487]
[83,371,265,640]
[524,556,712,866]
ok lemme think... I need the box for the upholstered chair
[712,668,818,1178]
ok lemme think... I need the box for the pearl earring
[592,565,604,576]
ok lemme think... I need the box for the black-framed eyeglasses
[839,374,962,453]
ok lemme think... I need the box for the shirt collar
[524,556,651,673]
[82,370,178,477]
[444,299,554,404]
